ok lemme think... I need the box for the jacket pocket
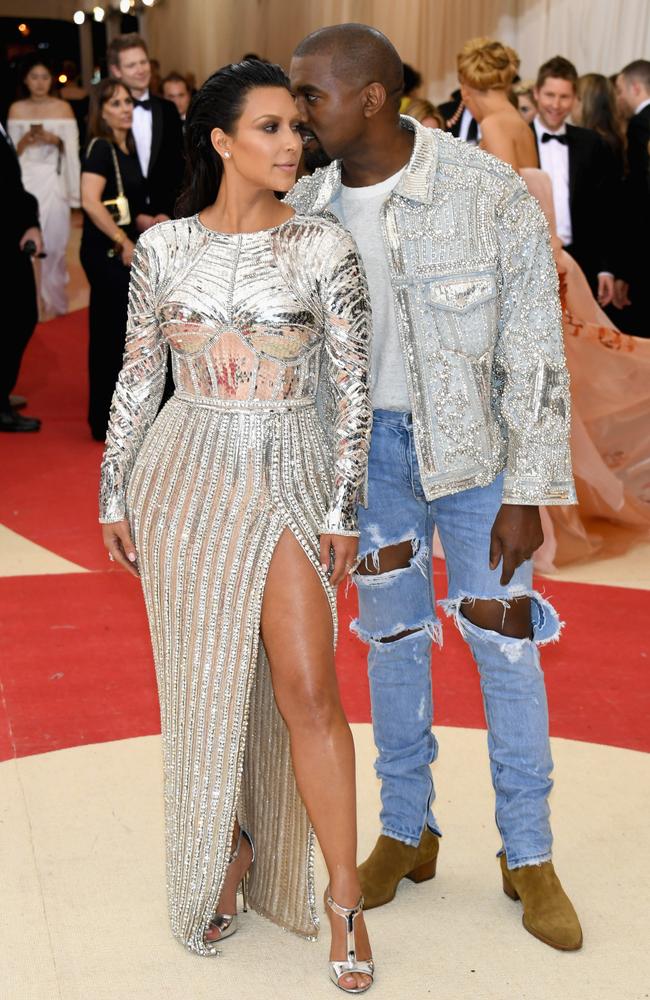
[424,272,498,358]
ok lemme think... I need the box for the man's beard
[300,129,332,174]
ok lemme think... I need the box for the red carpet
[1,311,648,761]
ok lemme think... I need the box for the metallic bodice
[160,216,330,402]
[99,213,372,529]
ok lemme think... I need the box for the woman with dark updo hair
[99,60,374,991]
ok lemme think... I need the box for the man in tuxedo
[107,34,184,222]
[532,56,614,307]
[438,88,479,143]
[614,60,650,337]
[0,121,42,432]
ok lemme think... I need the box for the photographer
[0,120,42,432]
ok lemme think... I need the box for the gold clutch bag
[102,193,131,226]
[87,138,132,227]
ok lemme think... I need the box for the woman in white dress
[8,56,80,317]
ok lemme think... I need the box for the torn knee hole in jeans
[439,587,563,656]
[356,536,428,581]
[351,617,443,647]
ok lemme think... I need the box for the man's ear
[362,82,387,119]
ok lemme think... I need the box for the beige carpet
[2,726,649,1000]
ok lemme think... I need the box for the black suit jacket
[1,127,39,249]
[438,91,478,140]
[531,122,615,285]
[620,105,650,283]
[144,95,185,218]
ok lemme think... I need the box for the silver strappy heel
[326,890,375,994]
[204,827,255,949]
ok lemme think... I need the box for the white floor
[2,726,649,1000]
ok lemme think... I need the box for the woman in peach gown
[457,37,538,172]
[455,38,650,569]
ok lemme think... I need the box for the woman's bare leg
[261,529,371,990]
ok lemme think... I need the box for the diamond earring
[223,151,231,159]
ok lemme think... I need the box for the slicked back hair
[293,23,404,106]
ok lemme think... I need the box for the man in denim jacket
[288,24,582,951]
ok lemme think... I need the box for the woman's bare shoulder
[7,100,31,119]
[481,109,519,134]
[42,97,75,119]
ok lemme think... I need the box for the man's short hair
[107,33,149,70]
[293,23,404,104]
[619,59,650,92]
[536,55,578,91]
[162,71,189,91]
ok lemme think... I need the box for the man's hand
[597,273,614,308]
[489,504,543,585]
[19,226,43,255]
[613,278,631,310]
[136,213,156,231]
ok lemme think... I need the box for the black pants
[1,252,38,412]
[81,246,131,440]
[615,276,650,338]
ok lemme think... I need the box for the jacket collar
[306,116,438,211]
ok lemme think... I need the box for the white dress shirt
[132,88,152,178]
[634,97,650,116]
[534,115,572,246]
[459,106,481,143]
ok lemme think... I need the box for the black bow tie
[133,98,152,110]
[541,131,568,145]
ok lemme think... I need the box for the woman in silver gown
[99,61,374,992]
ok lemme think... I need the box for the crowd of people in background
[3,31,650,439]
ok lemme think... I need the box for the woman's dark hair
[577,73,625,159]
[176,59,291,217]
[20,54,53,95]
[86,78,135,153]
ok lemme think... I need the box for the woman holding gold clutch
[81,78,149,440]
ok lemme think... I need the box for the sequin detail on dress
[99,213,371,954]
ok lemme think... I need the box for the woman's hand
[39,129,63,147]
[16,131,37,155]
[119,237,135,268]
[102,519,139,578]
[319,533,359,587]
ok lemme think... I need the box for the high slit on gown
[99,213,371,954]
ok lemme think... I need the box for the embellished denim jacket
[287,118,576,506]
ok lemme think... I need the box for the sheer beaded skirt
[127,396,334,952]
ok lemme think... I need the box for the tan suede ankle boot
[358,830,439,910]
[500,854,583,950]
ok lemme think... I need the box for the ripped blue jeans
[353,411,561,868]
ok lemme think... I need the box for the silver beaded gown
[98,212,371,955]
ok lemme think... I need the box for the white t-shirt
[330,167,410,411]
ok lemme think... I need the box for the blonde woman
[514,80,537,124]
[403,97,444,130]
[457,37,538,172]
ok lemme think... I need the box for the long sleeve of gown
[318,227,372,535]
[99,238,168,522]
